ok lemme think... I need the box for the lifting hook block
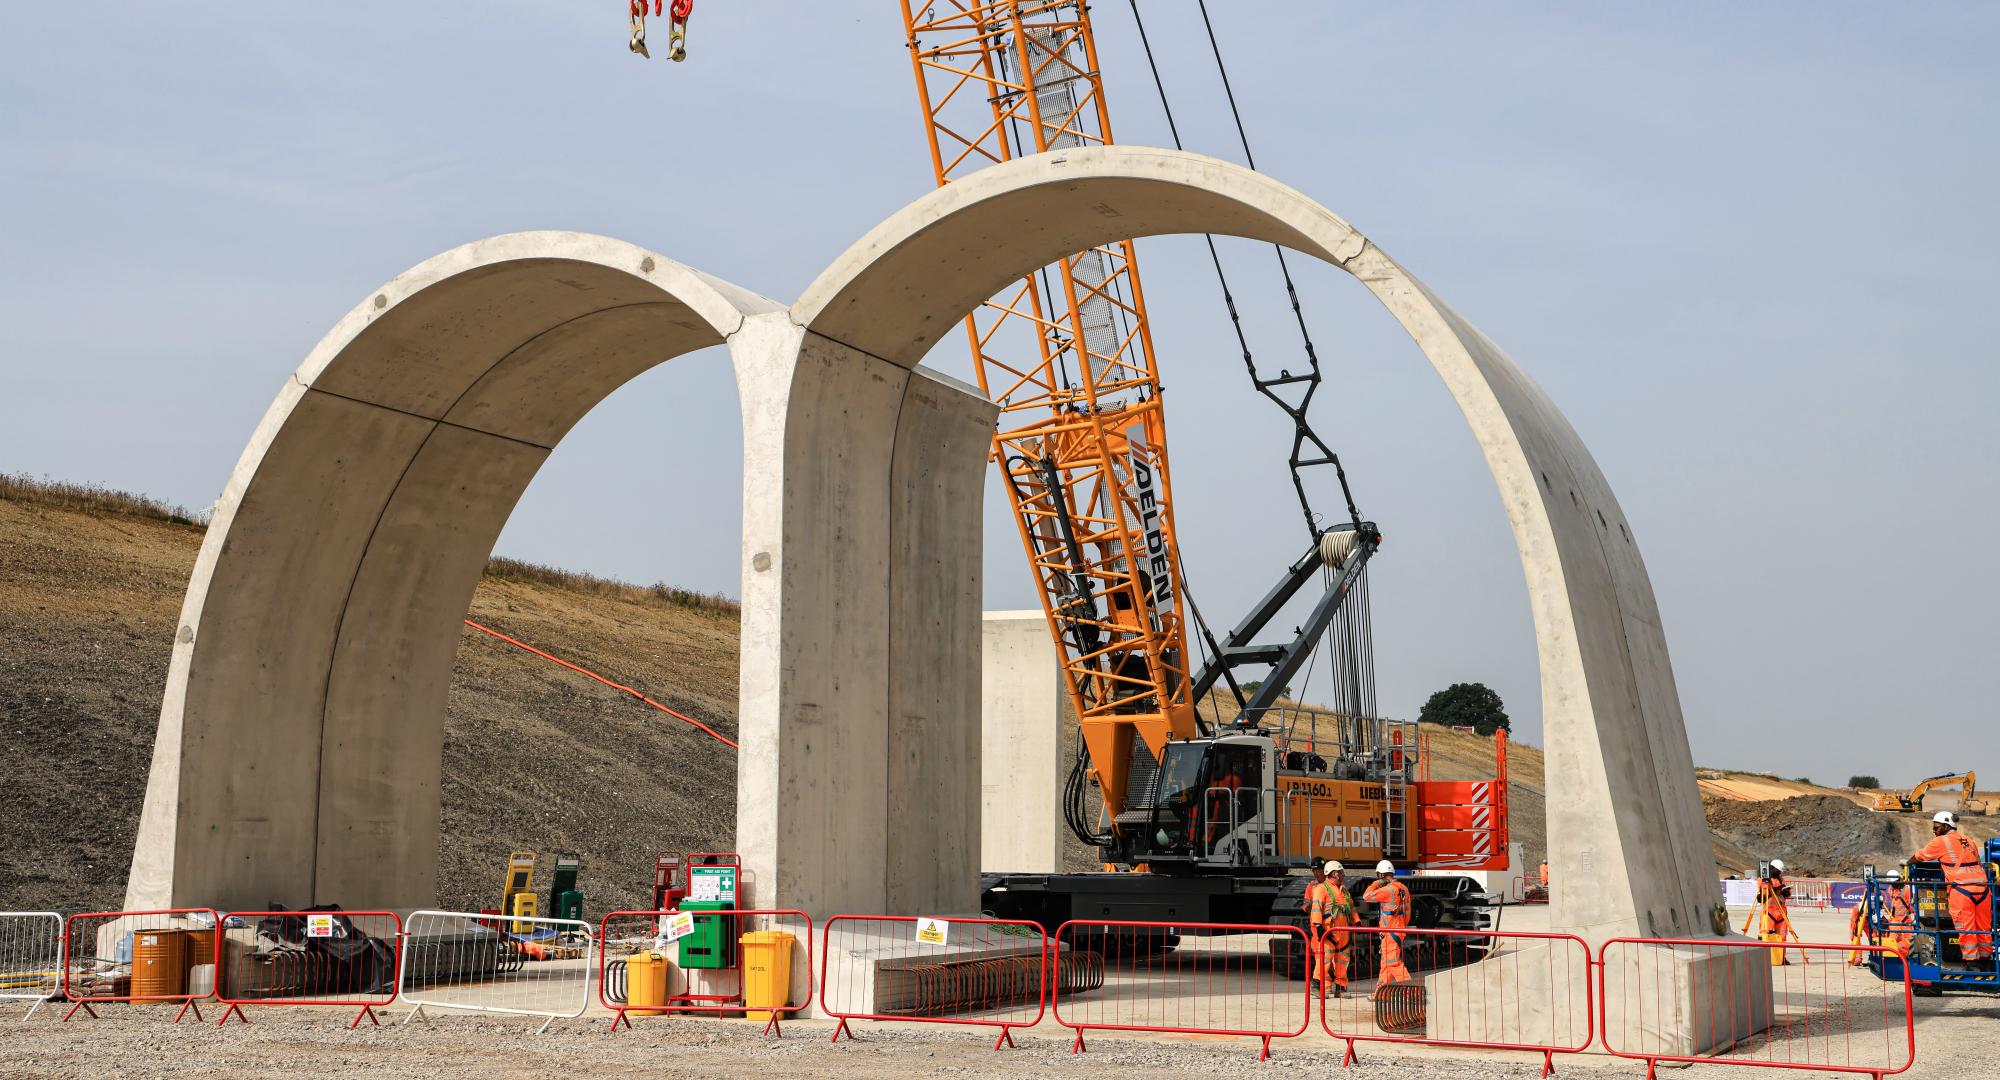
[628,0,690,61]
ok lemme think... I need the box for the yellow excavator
[1870,772,1987,815]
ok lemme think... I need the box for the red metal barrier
[1319,924,1592,1076]
[1598,937,1915,1080]
[61,908,220,1022]
[1053,919,1309,1060]
[818,914,1077,1050]
[598,909,812,1035]
[212,911,401,1027]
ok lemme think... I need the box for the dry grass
[0,471,206,526]
[483,555,739,618]
[1,472,738,616]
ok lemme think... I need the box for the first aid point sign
[914,917,950,946]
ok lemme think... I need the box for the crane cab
[1118,725,1411,873]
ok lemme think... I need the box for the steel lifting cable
[462,619,738,750]
[1125,0,1364,537]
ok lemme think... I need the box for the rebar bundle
[897,951,1105,1017]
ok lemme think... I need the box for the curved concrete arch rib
[128,233,786,910]
[795,146,1714,940]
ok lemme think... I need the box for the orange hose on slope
[462,619,738,750]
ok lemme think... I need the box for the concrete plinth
[979,611,1067,874]
[1420,935,1770,1057]
[820,921,1047,1018]
[1411,940,1595,1052]
[1600,944,1774,1056]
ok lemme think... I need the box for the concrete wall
[794,146,1719,942]
[980,611,1067,874]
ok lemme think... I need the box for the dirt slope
[0,489,741,915]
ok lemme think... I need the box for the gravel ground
[4,995,1997,1080]
[0,1010,1564,1080]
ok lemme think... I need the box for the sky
[2,4,1994,787]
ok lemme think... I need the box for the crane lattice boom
[899,1,1199,824]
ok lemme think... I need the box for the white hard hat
[1770,859,1785,873]
[1880,871,1901,883]
[1934,811,1957,827]
[1375,860,1395,875]
[1324,861,1343,874]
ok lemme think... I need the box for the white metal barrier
[1,912,64,1019]
[1786,878,1834,910]
[397,910,594,1033]
[1722,878,1835,912]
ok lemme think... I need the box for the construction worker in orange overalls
[1303,861,1356,997]
[1304,860,1352,996]
[1362,860,1413,985]
[1847,896,1870,966]
[1742,859,1797,966]
[1880,873,1916,963]
[1911,811,1994,963]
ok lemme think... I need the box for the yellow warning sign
[914,917,950,946]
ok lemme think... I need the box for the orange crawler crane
[897,1,1508,939]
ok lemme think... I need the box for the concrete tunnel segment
[133,147,1718,943]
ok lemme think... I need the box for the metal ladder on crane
[1384,724,1409,858]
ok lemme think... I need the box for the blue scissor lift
[1864,837,2000,993]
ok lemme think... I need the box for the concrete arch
[129,232,1001,916]
[790,146,1712,939]
[127,233,779,909]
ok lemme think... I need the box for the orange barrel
[625,951,669,1016]
[132,930,189,999]
[182,928,216,979]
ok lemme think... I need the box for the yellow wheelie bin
[739,931,795,1021]
[625,951,669,1016]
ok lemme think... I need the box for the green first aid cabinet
[676,900,735,969]
[677,865,738,970]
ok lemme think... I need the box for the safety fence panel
[0,912,64,1019]
[398,910,593,1032]
[819,914,1068,1050]
[1599,937,1915,1079]
[61,908,221,1023]
[1054,919,1308,1060]
[599,909,813,1035]
[1786,879,1834,912]
[1320,925,1592,1076]
[213,911,401,1028]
